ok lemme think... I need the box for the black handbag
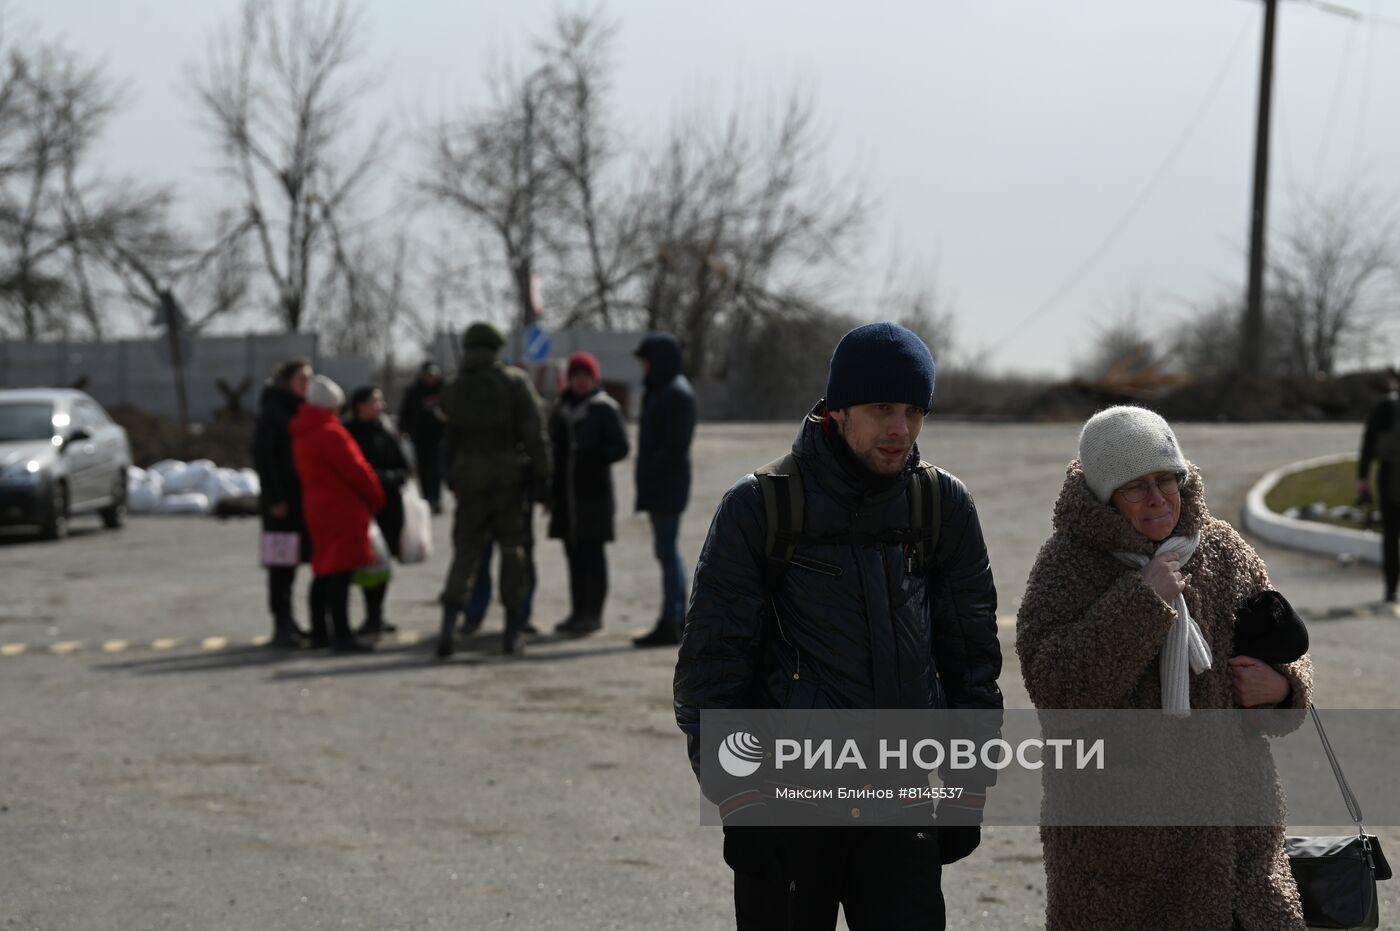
[1286,705,1392,930]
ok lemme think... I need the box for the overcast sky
[20,0,1400,376]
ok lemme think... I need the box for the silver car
[0,388,132,539]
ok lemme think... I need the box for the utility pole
[1240,0,1279,378]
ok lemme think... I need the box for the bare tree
[1075,292,1167,382]
[0,43,120,340]
[1268,188,1396,377]
[422,59,564,342]
[629,93,867,377]
[192,0,387,332]
[534,10,636,329]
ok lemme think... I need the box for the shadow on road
[95,634,642,678]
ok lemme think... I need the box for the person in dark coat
[291,375,384,652]
[548,352,630,637]
[632,332,698,647]
[345,385,411,637]
[252,357,313,648]
[398,361,446,513]
[1357,368,1400,604]
[674,322,1003,930]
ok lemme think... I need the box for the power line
[1351,0,1382,176]
[984,18,1253,359]
[1311,17,1360,184]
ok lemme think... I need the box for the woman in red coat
[291,375,385,651]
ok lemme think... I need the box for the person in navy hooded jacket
[632,332,698,647]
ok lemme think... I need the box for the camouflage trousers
[440,483,532,615]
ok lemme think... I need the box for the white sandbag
[126,466,164,514]
[232,468,261,498]
[157,492,211,514]
[200,468,246,504]
[162,459,216,494]
[148,459,187,478]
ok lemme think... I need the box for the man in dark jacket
[1358,368,1400,604]
[436,323,551,657]
[632,332,698,647]
[673,322,1003,930]
[398,361,446,513]
[253,358,314,647]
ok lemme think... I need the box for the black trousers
[266,565,313,631]
[563,539,608,619]
[414,438,442,507]
[309,572,354,642]
[362,579,389,622]
[1382,498,1400,601]
[727,827,945,931]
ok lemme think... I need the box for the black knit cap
[824,322,937,411]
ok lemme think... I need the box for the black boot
[331,610,373,653]
[269,614,306,649]
[503,610,527,656]
[632,619,680,648]
[556,614,601,637]
[437,603,460,659]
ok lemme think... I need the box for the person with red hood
[291,374,385,652]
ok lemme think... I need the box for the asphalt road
[2,420,1396,931]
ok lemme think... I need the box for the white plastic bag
[398,479,432,564]
[354,522,392,588]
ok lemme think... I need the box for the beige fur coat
[1016,461,1313,931]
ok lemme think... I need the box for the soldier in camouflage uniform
[437,322,551,657]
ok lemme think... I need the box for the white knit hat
[1078,406,1187,502]
[306,374,345,411]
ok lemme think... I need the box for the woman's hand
[1141,552,1186,603]
[1228,656,1291,707]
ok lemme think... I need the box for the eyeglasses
[1114,474,1182,503]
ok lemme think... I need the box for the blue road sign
[524,324,552,363]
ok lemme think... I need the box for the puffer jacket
[634,333,697,514]
[674,409,1003,778]
[291,406,385,576]
[1016,460,1313,931]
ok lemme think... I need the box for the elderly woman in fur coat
[1016,406,1313,931]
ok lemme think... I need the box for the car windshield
[0,402,57,442]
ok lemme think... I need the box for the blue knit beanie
[824,322,937,411]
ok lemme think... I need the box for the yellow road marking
[49,641,83,655]
[251,634,272,647]
[102,640,129,653]
[151,638,180,651]
[201,636,229,651]
[395,630,421,646]
[1,643,26,656]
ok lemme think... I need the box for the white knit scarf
[1114,534,1212,716]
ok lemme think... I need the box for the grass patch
[1264,458,1377,530]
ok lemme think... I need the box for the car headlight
[0,460,44,484]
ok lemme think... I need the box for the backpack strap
[757,453,943,577]
[755,453,805,583]
[907,462,942,575]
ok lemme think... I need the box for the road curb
[1242,453,1381,566]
